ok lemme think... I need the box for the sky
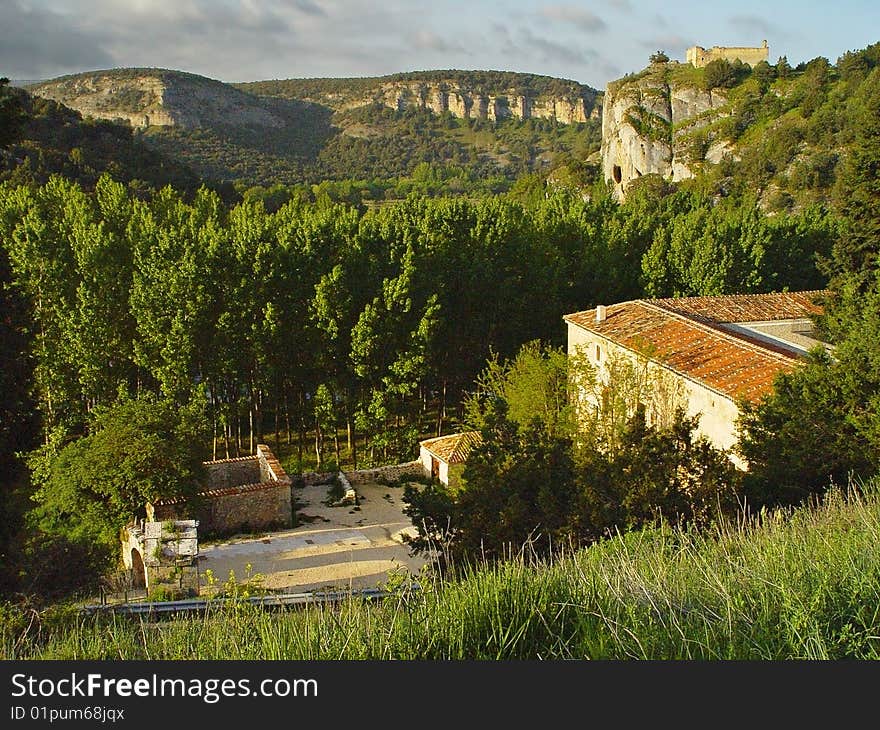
[3,0,878,89]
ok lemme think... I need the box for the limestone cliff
[365,80,597,124]
[28,69,286,130]
[601,63,732,199]
[239,72,601,126]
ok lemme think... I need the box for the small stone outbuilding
[122,519,199,597]
[418,431,482,489]
[147,444,292,537]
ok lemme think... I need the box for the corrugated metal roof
[563,292,825,402]
[419,431,482,464]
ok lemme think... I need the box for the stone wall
[151,481,292,536]
[686,42,769,68]
[343,461,424,486]
[148,444,292,537]
[204,456,260,489]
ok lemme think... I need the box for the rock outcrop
[29,69,286,130]
[30,69,601,133]
[337,80,598,124]
[601,63,731,199]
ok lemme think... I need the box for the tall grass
[5,480,880,660]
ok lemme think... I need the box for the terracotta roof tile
[153,480,286,507]
[419,431,482,464]
[651,290,825,323]
[563,292,826,403]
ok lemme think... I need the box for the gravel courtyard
[197,480,429,594]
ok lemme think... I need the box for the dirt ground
[197,480,429,594]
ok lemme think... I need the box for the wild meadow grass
[4,481,880,660]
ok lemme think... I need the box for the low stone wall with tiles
[149,444,292,537]
[200,481,292,536]
[151,481,292,537]
[343,461,424,486]
[204,456,261,489]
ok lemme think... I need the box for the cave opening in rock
[612,164,622,184]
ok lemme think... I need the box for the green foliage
[27,395,208,551]
[464,341,574,439]
[582,406,740,533]
[0,89,201,194]
[703,59,740,91]
[0,78,25,148]
[407,342,737,563]
[650,51,670,65]
[12,480,880,659]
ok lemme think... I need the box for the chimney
[596,305,607,323]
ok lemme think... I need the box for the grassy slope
[6,480,880,660]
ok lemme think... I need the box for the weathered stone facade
[122,520,200,597]
[686,41,769,68]
[204,456,261,489]
[343,461,423,486]
[147,444,292,537]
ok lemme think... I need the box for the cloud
[519,27,599,66]
[539,5,606,33]
[412,30,467,54]
[0,1,115,79]
[728,14,778,39]
[286,0,327,17]
[607,0,632,12]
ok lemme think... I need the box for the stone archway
[130,547,147,589]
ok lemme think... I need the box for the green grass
[5,480,880,660]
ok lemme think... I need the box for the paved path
[198,481,428,593]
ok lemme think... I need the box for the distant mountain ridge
[237,70,601,124]
[25,68,603,187]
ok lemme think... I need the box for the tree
[28,395,209,551]
[828,69,880,290]
[582,406,740,534]
[650,51,670,65]
[704,59,738,90]
[0,78,24,148]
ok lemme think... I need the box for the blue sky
[3,0,878,88]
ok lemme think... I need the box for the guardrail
[79,586,421,617]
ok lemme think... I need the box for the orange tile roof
[152,480,286,506]
[651,290,825,323]
[563,292,825,403]
[419,431,482,464]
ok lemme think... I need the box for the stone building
[122,519,200,597]
[147,443,292,536]
[686,41,769,68]
[418,432,482,489]
[564,291,826,466]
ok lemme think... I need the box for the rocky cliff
[238,72,601,126]
[30,69,601,133]
[354,80,597,124]
[601,63,733,199]
[28,69,287,130]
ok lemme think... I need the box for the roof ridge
[637,299,801,364]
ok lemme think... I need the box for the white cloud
[540,4,607,33]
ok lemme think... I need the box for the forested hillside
[606,42,880,212]
[0,84,201,194]
[2,43,879,604]
[25,68,602,191]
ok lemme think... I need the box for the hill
[601,42,880,211]
[0,85,202,194]
[26,68,603,189]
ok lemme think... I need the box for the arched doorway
[130,548,147,589]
